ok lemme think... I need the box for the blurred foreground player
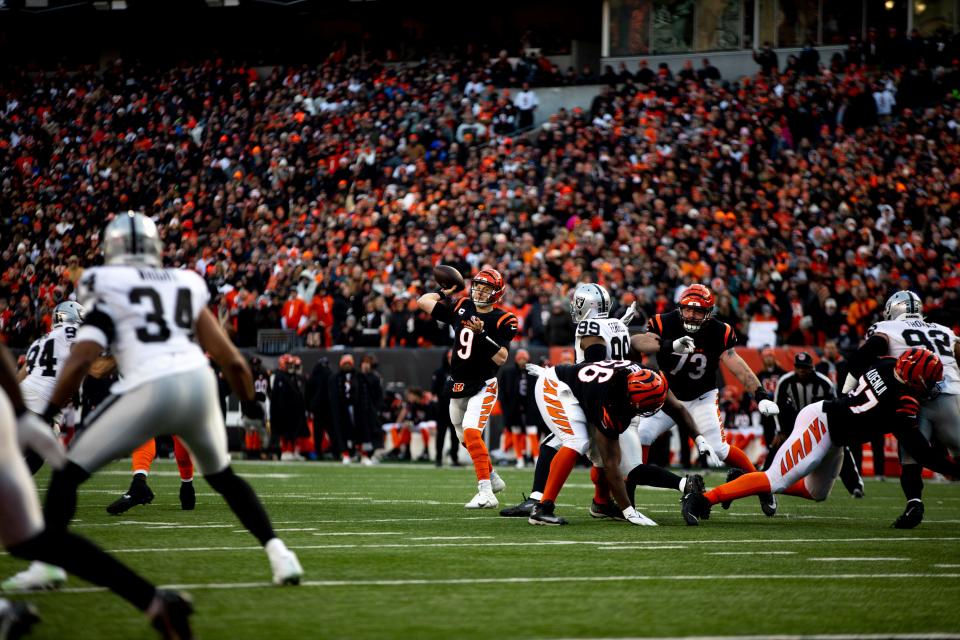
[37,212,303,586]
[0,343,194,639]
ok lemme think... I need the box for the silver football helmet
[883,290,922,321]
[103,211,163,267]
[53,301,85,328]
[571,283,611,323]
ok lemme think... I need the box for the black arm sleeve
[846,335,888,378]
[430,299,455,325]
[897,427,960,477]
[583,342,607,362]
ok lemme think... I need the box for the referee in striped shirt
[772,351,864,496]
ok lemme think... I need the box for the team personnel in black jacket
[418,268,517,509]
[499,349,541,468]
[682,348,959,525]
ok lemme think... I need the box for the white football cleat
[1,562,67,592]
[341,454,352,465]
[361,456,377,466]
[490,471,506,494]
[265,539,303,586]
[515,457,525,469]
[465,489,498,509]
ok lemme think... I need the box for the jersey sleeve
[721,323,737,350]
[492,312,519,347]
[646,315,664,337]
[894,394,922,429]
[430,297,459,325]
[76,270,116,348]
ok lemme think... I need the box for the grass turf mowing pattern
[4,461,960,640]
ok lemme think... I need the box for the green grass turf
[4,460,960,639]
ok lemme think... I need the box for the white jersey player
[846,290,960,529]
[30,211,303,588]
[19,302,84,414]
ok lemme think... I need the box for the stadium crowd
[2,33,960,360]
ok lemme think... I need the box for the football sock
[502,430,514,454]
[724,445,757,472]
[590,466,609,504]
[900,463,923,502]
[390,427,401,449]
[783,478,816,500]
[419,428,431,451]
[172,437,194,482]
[541,446,579,503]
[43,461,91,532]
[131,439,156,475]
[526,429,540,458]
[532,445,556,494]
[462,429,491,482]
[704,471,772,506]
[641,444,650,464]
[9,529,156,612]
[399,427,412,447]
[513,429,525,459]
[627,464,685,491]
[204,466,275,545]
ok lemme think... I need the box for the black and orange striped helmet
[894,348,943,399]
[678,283,715,333]
[626,369,669,417]
[472,268,505,305]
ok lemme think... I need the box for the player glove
[755,390,779,416]
[619,301,638,325]
[695,435,724,468]
[671,336,696,354]
[524,364,547,378]
[18,412,68,470]
[622,505,657,526]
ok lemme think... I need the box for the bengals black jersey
[823,357,920,447]
[647,310,737,401]
[554,360,644,439]
[431,296,518,397]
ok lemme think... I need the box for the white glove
[17,412,67,470]
[619,301,638,325]
[841,373,858,394]
[758,399,780,416]
[695,435,724,468]
[524,364,547,378]
[671,336,696,354]
[622,506,657,526]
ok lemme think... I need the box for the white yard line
[408,536,495,541]
[550,635,960,640]
[22,573,960,598]
[708,551,797,556]
[597,545,688,551]
[933,563,960,568]
[809,557,910,562]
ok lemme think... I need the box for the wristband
[754,389,772,403]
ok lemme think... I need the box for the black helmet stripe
[592,284,608,314]
[129,212,138,256]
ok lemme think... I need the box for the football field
[5,460,960,640]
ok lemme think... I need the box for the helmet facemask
[679,304,711,333]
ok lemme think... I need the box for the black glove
[241,400,264,420]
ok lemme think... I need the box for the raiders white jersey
[76,265,211,393]
[21,325,78,411]
[574,317,631,363]
[869,317,960,394]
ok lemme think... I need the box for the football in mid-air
[433,264,465,291]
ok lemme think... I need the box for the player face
[680,305,707,326]
[515,351,529,367]
[762,354,776,368]
[471,282,496,307]
[796,366,813,382]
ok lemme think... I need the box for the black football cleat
[107,477,155,515]
[528,500,568,526]
[0,600,40,640]
[893,499,924,529]
[179,481,196,511]
[681,474,710,526]
[760,492,778,517]
[499,495,537,517]
[721,468,742,510]
[149,590,194,640]
[589,500,625,521]
[852,488,865,499]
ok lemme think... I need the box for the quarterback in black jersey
[682,348,960,525]
[418,268,517,509]
[524,359,670,526]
